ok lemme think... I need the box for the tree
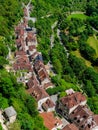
[25,95,38,117]
[0,94,9,109]
[82,67,98,92]
[68,54,86,78]
[0,56,8,68]
[28,20,34,28]
[79,41,96,62]
[83,80,96,97]
[53,58,63,74]
[88,96,98,114]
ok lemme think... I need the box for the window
[83,115,86,118]
[74,117,77,120]
[81,125,84,128]
[72,111,74,114]
[77,120,80,123]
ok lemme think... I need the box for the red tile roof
[29,45,36,51]
[15,51,26,57]
[94,115,98,125]
[40,112,62,130]
[31,52,38,59]
[26,76,39,88]
[34,60,45,71]
[42,99,55,111]
[13,63,32,71]
[62,123,79,130]
[34,60,49,82]
[13,54,32,72]
[27,32,36,42]
[27,86,49,101]
[44,82,53,89]
[38,69,49,82]
[69,105,96,130]
[60,92,86,109]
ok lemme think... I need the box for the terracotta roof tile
[26,76,39,88]
[40,112,62,130]
[42,99,55,111]
[62,123,79,130]
[44,82,53,89]
[29,45,36,51]
[60,92,86,109]
[27,86,49,101]
[69,105,97,130]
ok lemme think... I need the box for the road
[24,0,36,23]
[50,21,58,48]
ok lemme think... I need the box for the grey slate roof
[4,106,17,118]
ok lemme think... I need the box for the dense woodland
[0,0,98,130]
[31,0,98,114]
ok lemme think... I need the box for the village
[0,2,98,130]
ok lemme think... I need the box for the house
[3,106,17,124]
[16,38,24,50]
[28,45,37,55]
[31,51,39,60]
[43,82,54,89]
[69,105,98,130]
[40,112,63,130]
[27,86,49,109]
[15,51,26,57]
[34,60,51,85]
[34,59,54,89]
[93,115,98,130]
[26,75,39,89]
[58,91,87,119]
[26,32,37,46]
[34,60,45,71]
[42,99,55,112]
[13,53,33,72]
[62,123,79,130]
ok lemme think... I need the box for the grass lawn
[87,36,98,57]
[72,49,91,67]
[67,13,87,20]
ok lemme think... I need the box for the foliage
[28,20,34,28]
[47,75,79,95]
[68,54,86,78]
[0,69,46,130]
[0,124,2,130]
[82,67,98,92]
[0,94,9,109]
[79,40,96,62]
[0,0,23,36]
[88,96,98,114]
[82,80,96,97]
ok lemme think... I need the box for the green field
[87,36,98,57]
[72,50,91,67]
[67,13,87,20]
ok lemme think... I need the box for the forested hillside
[31,0,98,114]
[1,0,98,129]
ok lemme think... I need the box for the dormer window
[77,120,80,123]
[88,124,91,128]
[72,111,74,114]
[83,115,86,118]
[81,125,84,128]
[74,117,77,120]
